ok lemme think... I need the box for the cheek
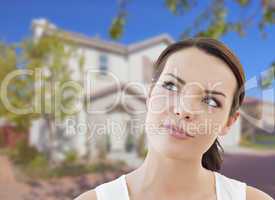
[184,111,229,153]
[201,97,233,133]
[193,112,228,137]
[147,87,173,118]
[145,88,174,139]
[208,103,232,133]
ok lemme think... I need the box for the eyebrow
[164,73,227,98]
[164,73,186,85]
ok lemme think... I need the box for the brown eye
[202,96,221,108]
[162,81,178,92]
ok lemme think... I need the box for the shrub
[87,160,126,173]
[63,150,78,164]
[137,132,146,158]
[24,154,49,178]
[29,154,48,168]
[97,135,109,160]
[0,130,4,147]
[106,134,111,153]
[50,164,89,177]
[9,139,40,165]
[125,133,135,152]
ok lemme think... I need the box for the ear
[219,111,240,136]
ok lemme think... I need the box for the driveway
[221,153,275,198]
[0,155,29,200]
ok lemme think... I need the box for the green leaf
[165,0,193,15]
[264,8,275,24]
[166,0,178,13]
[109,16,126,40]
[235,0,250,6]
[259,61,275,89]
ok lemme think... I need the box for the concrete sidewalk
[0,155,29,200]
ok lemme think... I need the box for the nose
[173,106,195,122]
[174,110,193,122]
[173,92,199,122]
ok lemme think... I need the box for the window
[99,54,108,75]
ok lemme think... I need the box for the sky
[0,0,274,102]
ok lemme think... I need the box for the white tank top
[94,171,247,200]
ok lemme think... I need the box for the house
[241,96,275,137]
[0,119,26,148]
[29,18,245,163]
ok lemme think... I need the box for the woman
[76,38,273,200]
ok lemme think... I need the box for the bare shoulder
[74,190,97,200]
[246,185,273,200]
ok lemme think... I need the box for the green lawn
[240,134,275,150]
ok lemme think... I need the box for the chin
[147,134,197,160]
[152,145,196,160]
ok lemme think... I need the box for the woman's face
[145,47,239,160]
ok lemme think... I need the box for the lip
[162,124,195,140]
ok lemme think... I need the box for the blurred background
[0,0,274,199]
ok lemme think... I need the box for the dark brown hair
[150,37,246,171]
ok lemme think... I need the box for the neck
[134,147,212,195]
